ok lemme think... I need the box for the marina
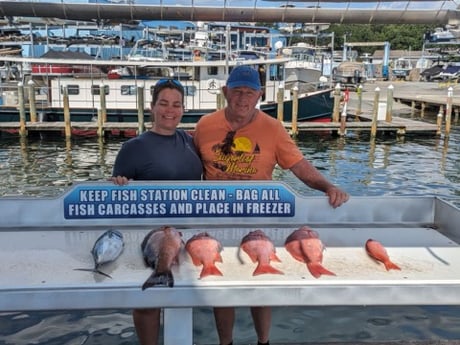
[0,1,460,344]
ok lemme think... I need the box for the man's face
[224,86,262,118]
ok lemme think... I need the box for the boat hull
[0,88,333,124]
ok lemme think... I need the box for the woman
[111,79,203,345]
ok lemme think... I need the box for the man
[194,64,349,345]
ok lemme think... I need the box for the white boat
[0,53,334,124]
[281,42,330,90]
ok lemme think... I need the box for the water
[0,118,459,345]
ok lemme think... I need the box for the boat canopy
[0,0,458,25]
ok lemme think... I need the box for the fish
[185,232,224,279]
[365,239,401,271]
[141,225,183,290]
[74,229,124,279]
[239,229,284,276]
[284,226,336,278]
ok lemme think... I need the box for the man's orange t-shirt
[194,109,304,180]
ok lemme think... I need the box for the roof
[40,50,95,60]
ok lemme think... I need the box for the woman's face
[151,87,184,135]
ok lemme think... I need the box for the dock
[0,116,441,136]
[0,81,456,138]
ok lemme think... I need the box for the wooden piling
[339,102,347,136]
[371,87,380,137]
[355,84,363,119]
[137,86,145,135]
[63,86,71,138]
[420,102,426,119]
[332,83,341,122]
[97,108,104,137]
[386,85,393,122]
[436,106,443,136]
[100,84,107,123]
[454,107,459,124]
[445,87,453,137]
[411,100,416,117]
[27,80,37,123]
[291,86,298,136]
[18,82,27,137]
[277,84,284,122]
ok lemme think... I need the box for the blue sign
[63,184,296,219]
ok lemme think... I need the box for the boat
[391,57,413,80]
[0,21,335,127]
[0,52,334,125]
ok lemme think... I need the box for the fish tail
[73,268,113,279]
[253,263,284,276]
[142,270,174,290]
[384,260,401,271]
[306,263,336,279]
[200,264,223,278]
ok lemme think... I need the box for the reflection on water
[0,123,459,344]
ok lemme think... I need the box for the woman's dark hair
[151,79,185,105]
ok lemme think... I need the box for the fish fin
[270,252,282,263]
[236,247,245,264]
[200,264,223,278]
[215,252,223,263]
[190,256,202,266]
[73,268,112,279]
[142,270,174,290]
[253,264,284,276]
[306,263,336,279]
[384,260,401,271]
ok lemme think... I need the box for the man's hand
[325,186,349,208]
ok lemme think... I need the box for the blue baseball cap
[226,65,261,91]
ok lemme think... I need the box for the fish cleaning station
[1,181,460,345]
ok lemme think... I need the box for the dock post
[137,86,145,135]
[332,83,341,122]
[410,100,416,118]
[27,80,37,123]
[355,84,363,119]
[339,101,347,136]
[18,82,27,137]
[277,83,284,122]
[386,85,393,122]
[420,102,426,119]
[436,106,443,136]
[371,87,380,138]
[97,108,104,137]
[445,87,453,137]
[291,86,299,136]
[63,86,72,138]
[100,83,107,123]
[454,108,459,124]
[216,90,221,109]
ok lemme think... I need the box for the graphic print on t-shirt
[212,134,260,179]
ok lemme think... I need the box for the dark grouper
[141,225,184,290]
[74,229,124,279]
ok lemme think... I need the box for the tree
[326,24,436,52]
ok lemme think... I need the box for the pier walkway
[0,116,441,136]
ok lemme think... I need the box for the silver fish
[74,229,124,279]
